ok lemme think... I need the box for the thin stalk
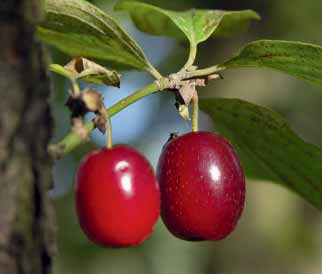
[191,94,199,132]
[102,108,112,149]
[71,78,80,96]
[146,63,163,79]
[182,43,197,70]
[49,64,228,159]
[186,65,225,79]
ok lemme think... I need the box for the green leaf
[37,0,152,70]
[221,40,322,87]
[115,0,260,45]
[200,98,322,211]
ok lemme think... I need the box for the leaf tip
[113,0,125,11]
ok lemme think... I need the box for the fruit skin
[76,145,160,247]
[157,131,245,241]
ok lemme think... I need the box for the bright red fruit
[76,146,160,247]
[157,132,245,241]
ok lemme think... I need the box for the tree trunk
[0,1,55,273]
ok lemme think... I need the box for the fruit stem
[102,108,113,149]
[191,94,199,132]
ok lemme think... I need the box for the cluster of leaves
[38,0,322,211]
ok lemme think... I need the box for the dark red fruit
[76,146,160,247]
[157,131,245,241]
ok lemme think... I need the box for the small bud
[175,101,190,120]
[81,88,104,113]
[93,114,106,134]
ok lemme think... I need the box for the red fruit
[76,146,160,247]
[157,131,245,241]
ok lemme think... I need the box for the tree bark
[0,1,55,273]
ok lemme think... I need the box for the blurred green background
[48,0,322,273]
